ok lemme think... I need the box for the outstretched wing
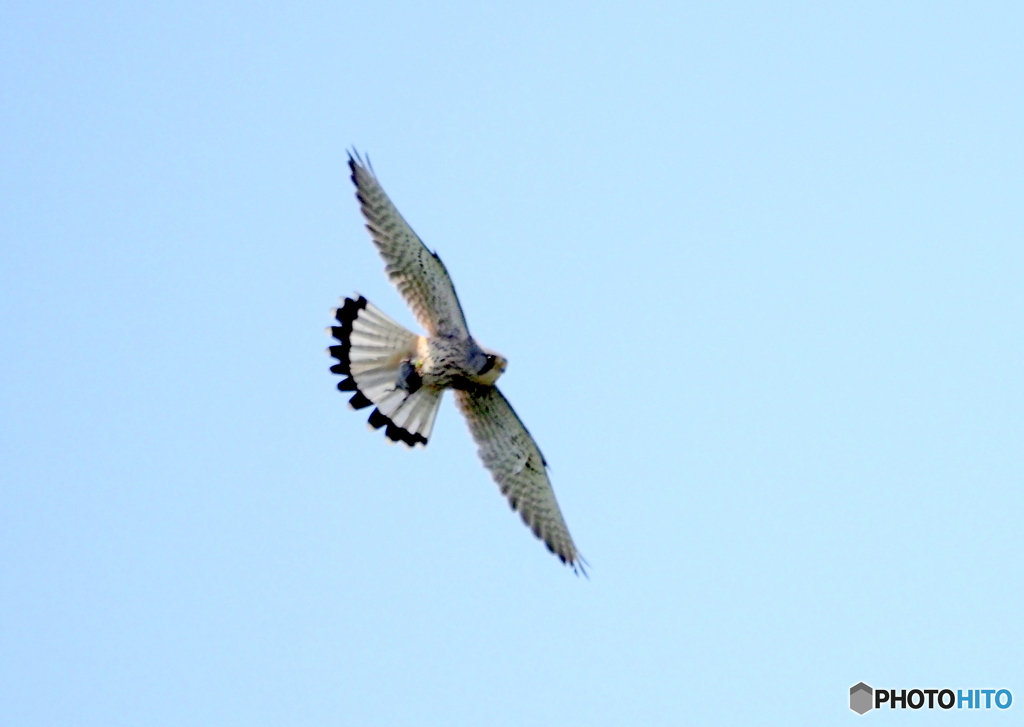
[349,153,470,338]
[454,386,583,572]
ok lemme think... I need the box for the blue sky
[2,2,1021,724]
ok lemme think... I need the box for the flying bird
[328,152,584,573]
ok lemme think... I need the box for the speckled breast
[419,336,476,388]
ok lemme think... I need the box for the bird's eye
[479,354,496,375]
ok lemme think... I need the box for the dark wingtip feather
[368,409,388,430]
[349,391,373,410]
[349,149,376,185]
[571,554,590,579]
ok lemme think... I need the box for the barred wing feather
[349,153,469,338]
[454,386,582,572]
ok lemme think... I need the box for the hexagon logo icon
[850,682,873,715]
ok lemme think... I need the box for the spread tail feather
[328,295,442,447]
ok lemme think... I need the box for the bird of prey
[328,152,584,573]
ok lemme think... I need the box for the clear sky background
[2,2,1021,725]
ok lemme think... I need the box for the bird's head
[472,347,507,386]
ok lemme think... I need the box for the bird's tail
[328,295,443,447]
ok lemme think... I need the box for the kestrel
[328,153,584,573]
